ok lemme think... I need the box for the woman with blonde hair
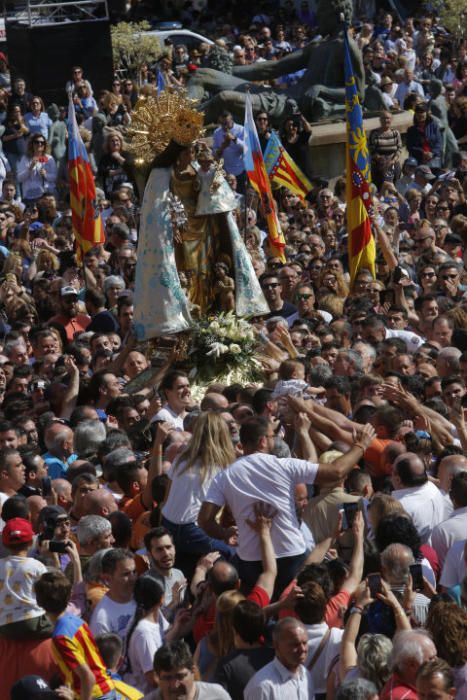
[161,411,236,560]
[2,252,26,285]
[194,589,245,680]
[34,248,60,274]
[98,130,129,197]
[319,267,349,299]
[367,493,406,534]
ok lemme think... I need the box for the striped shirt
[52,613,115,698]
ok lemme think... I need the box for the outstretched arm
[233,47,308,82]
[246,502,277,600]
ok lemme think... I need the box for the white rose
[230,344,242,355]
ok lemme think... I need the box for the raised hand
[294,411,311,434]
[246,501,277,532]
[352,423,376,451]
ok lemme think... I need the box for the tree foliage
[425,0,466,42]
[111,21,161,78]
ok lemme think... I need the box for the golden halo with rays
[127,89,205,166]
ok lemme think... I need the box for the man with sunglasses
[260,273,297,322]
[295,284,332,324]
[436,262,466,301]
[49,286,90,342]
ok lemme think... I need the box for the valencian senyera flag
[264,130,312,201]
[67,95,104,258]
[243,93,286,262]
[344,30,376,284]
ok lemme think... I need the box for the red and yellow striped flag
[344,30,376,285]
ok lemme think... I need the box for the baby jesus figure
[213,261,235,311]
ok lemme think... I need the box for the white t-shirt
[125,614,169,693]
[392,480,446,544]
[162,459,219,524]
[0,492,10,532]
[205,453,318,561]
[431,507,467,566]
[89,594,136,641]
[305,623,344,694]
[440,539,467,588]
[150,405,185,430]
[385,328,424,353]
[0,556,47,626]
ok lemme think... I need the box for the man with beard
[144,527,186,622]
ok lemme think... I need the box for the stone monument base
[307,111,413,180]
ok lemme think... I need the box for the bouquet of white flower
[188,312,263,388]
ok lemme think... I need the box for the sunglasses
[34,141,46,145]
[262,282,280,289]
[296,293,314,300]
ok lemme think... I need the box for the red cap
[2,518,34,547]
[0,53,7,63]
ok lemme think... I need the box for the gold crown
[128,90,204,166]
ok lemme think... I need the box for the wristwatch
[349,606,364,615]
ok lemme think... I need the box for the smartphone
[340,502,359,530]
[409,563,424,591]
[368,573,382,597]
[49,541,68,554]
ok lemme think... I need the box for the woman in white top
[161,412,236,560]
[124,575,180,693]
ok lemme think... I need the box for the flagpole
[243,86,250,244]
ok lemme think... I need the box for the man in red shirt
[49,286,90,342]
[381,629,436,700]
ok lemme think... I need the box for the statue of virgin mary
[128,90,269,342]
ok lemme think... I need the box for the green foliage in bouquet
[188,312,263,385]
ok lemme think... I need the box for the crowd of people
[0,0,466,699]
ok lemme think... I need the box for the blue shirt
[24,112,52,140]
[43,452,78,479]
[212,122,245,176]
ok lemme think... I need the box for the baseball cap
[60,285,78,297]
[37,505,68,531]
[29,222,44,232]
[2,518,34,547]
[404,157,418,167]
[11,676,57,700]
[415,165,435,180]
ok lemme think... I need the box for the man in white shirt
[0,448,26,532]
[295,581,344,695]
[244,617,314,699]
[440,539,467,589]
[151,370,192,430]
[90,548,137,640]
[391,452,446,544]
[394,68,425,105]
[436,454,467,520]
[361,316,424,354]
[199,414,375,595]
[431,473,467,566]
